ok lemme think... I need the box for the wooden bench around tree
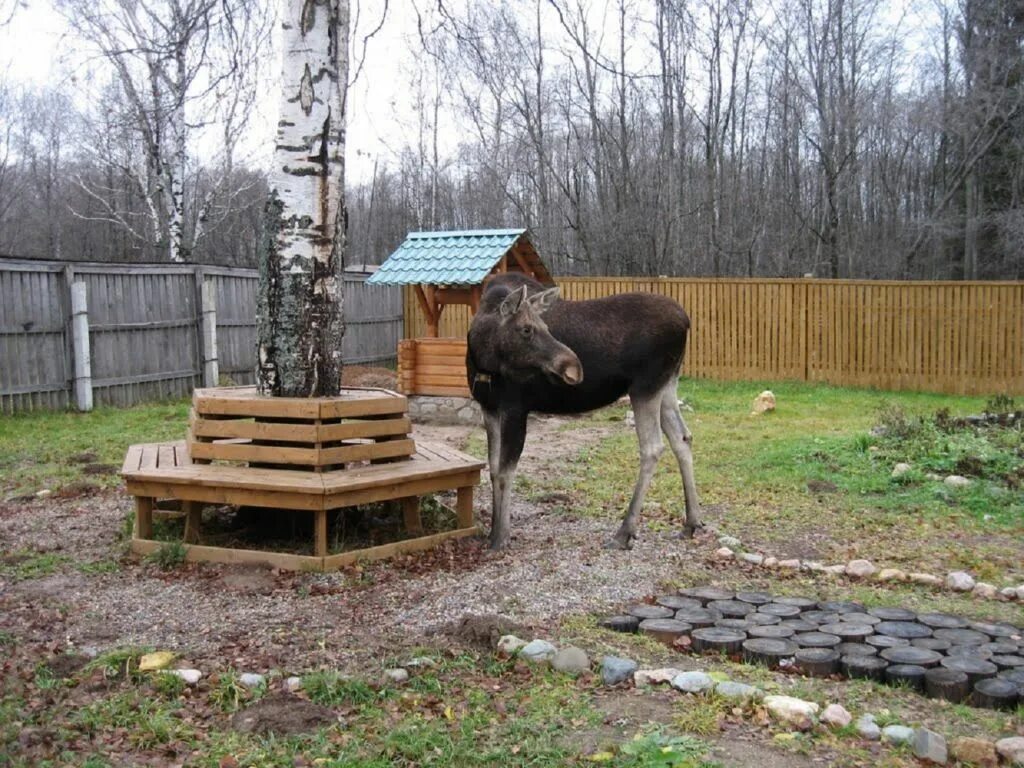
[122,440,485,571]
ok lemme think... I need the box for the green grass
[538,378,1022,576]
[0,399,189,497]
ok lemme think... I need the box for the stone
[881,725,915,746]
[600,656,638,686]
[520,639,557,663]
[715,547,735,559]
[671,670,714,693]
[891,462,912,477]
[633,668,682,686]
[946,571,976,591]
[740,552,764,565]
[551,646,590,675]
[238,673,265,689]
[877,568,906,582]
[944,475,971,488]
[1000,587,1018,600]
[170,669,201,685]
[763,695,819,729]
[719,535,741,548]
[405,657,438,668]
[284,676,303,693]
[856,715,880,741]
[778,559,801,569]
[822,564,847,575]
[950,737,998,767]
[996,737,1024,765]
[763,557,778,568]
[820,704,851,728]
[802,561,824,571]
[35,489,52,498]
[384,668,409,684]
[751,390,776,415]
[714,681,763,701]
[497,635,527,655]
[973,582,997,599]
[925,472,942,481]
[913,728,948,764]
[910,572,943,586]
[1017,585,1024,600]
[846,559,876,578]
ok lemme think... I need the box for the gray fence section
[0,259,403,413]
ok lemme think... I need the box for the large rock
[950,737,998,767]
[714,681,763,702]
[913,728,947,765]
[972,582,997,598]
[877,568,906,582]
[671,670,714,694]
[740,553,764,565]
[497,635,527,655]
[846,559,876,578]
[634,668,682,686]
[715,547,735,559]
[601,656,638,686]
[520,639,557,664]
[383,668,409,684]
[238,673,266,689]
[820,704,851,728]
[856,715,880,741]
[718,535,742,549]
[881,725,914,746]
[169,669,201,685]
[944,475,971,488]
[751,391,776,415]
[891,463,912,477]
[763,695,819,730]
[551,646,590,675]
[996,737,1024,765]
[946,571,976,591]
[910,572,942,586]
[778,559,801,569]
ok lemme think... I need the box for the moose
[466,273,701,550]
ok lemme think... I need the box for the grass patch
[0,399,189,497]
[0,550,70,581]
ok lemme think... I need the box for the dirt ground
[0,413,722,676]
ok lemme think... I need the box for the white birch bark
[257,0,350,397]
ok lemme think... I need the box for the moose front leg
[486,408,527,550]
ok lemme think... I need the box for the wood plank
[324,470,481,510]
[191,415,320,442]
[456,486,474,528]
[189,441,320,465]
[319,394,408,419]
[318,417,411,441]
[321,526,480,569]
[122,444,144,474]
[412,383,472,397]
[183,501,202,544]
[130,539,323,571]
[318,438,416,465]
[195,390,321,419]
[127,480,324,510]
[315,509,327,557]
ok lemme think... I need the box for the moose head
[493,285,583,387]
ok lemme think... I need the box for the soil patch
[440,614,526,650]
[229,692,337,736]
[341,365,397,390]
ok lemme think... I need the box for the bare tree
[256,0,351,397]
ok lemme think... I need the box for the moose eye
[520,325,533,338]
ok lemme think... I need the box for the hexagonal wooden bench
[121,386,485,571]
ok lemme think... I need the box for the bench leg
[401,496,423,535]
[183,501,202,544]
[135,496,154,540]
[315,509,328,557]
[456,486,474,529]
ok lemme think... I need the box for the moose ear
[499,285,528,318]
[526,286,560,314]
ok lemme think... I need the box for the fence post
[70,281,93,411]
[200,277,219,388]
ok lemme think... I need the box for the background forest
[0,0,1021,279]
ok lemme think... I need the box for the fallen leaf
[139,651,175,671]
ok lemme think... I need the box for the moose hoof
[604,535,634,551]
[679,522,706,540]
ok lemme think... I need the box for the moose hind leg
[609,393,664,550]
[659,380,702,537]
[488,409,527,550]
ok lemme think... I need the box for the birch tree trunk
[257,0,350,397]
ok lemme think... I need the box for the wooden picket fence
[402,278,1024,396]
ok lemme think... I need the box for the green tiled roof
[366,228,529,286]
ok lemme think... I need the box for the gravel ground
[0,414,717,674]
